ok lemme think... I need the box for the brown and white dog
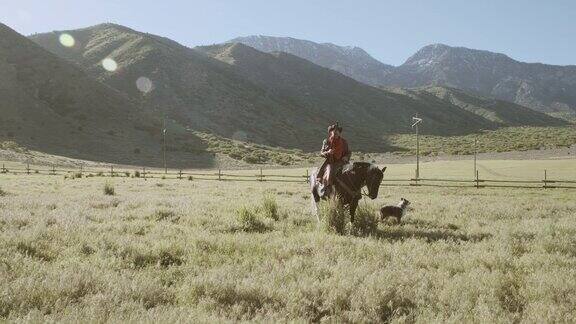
[380,198,411,223]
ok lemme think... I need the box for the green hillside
[0,23,212,168]
[31,25,567,154]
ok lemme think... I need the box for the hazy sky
[1,0,574,66]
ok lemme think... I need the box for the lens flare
[102,58,118,72]
[136,77,153,94]
[59,33,75,48]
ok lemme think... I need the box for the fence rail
[1,162,575,189]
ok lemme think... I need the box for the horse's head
[365,165,386,199]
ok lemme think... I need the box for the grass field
[1,159,576,322]
[387,126,576,156]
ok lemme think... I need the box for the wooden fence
[1,162,575,189]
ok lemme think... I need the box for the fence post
[543,170,547,189]
[26,162,30,175]
[414,168,419,186]
[305,169,309,183]
[143,167,146,179]
[259,168,263,182]
[51,165,56,175]
[1,163,5,173]
[475,170,480,189]
[80,165,83,177]
[178,169,182,180]
[110,165,114,177]
[218,169,221,181]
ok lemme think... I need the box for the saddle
[336,164,362,199]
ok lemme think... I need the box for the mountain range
[228,35,394,87]
[230,36,576,116]
[29,24,565,150]
[0,23,214,167]
[0,22,570,166]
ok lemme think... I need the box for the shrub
[134,171,141,178]
[350,203,379,237]
[261,195,279,221]
[242,154,259,164]
[236,206,267,232]
[319,197,348,235]
[73,172,82,179]
[124,172,130,177]
[103,183,115,196]
[188,176,193,181]
[0,187,6,196]
[152,209,178,222]
[96,171,104,177]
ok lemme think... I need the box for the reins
[336,164,372,200]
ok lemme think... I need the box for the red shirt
[329,135,345,161]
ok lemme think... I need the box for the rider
[317,122,351,197]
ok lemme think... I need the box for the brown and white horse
[310,162,386,222]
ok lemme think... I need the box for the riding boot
[317,183,326,198]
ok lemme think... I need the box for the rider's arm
[320,139,331,158]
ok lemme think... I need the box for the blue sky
[1,0,574,66]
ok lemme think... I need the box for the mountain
[0,23,211,167]
[30,24,336,151]
[2,23,216,167]
[228,35,393,87]
[383,86,565,127]
[197,43,565,135]
[380,44,576,115]
[229,38,576,116]
[29,24,567,154]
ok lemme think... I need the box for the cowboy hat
[328,122,343,133]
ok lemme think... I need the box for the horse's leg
[309,169,321,221]
[349,198,359,224]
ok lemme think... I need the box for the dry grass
[103,182,115,196]
[1,167,576,321]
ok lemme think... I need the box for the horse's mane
[352,162,373,169]
[343,161,375,174]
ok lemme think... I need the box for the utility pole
[412,116,423,179]
[474,136,477,178]
[162,117,167,174]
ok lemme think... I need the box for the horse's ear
[381,166,387,173]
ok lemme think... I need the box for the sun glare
[58,33,75,48]
[102,58,118,72]
[136,77,153,94]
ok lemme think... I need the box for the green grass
[261,195,280,221]
[103,182,115,196]
[193,131,315,166]
[319,196,348,235]
[1,160,576,321]
[388,126,576,156]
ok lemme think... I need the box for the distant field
[1,159,576,321]
[2,126,576,169]
[387,126,576,156]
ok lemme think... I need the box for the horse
[310,162,386,222]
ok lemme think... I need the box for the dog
[380,198,411,223]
